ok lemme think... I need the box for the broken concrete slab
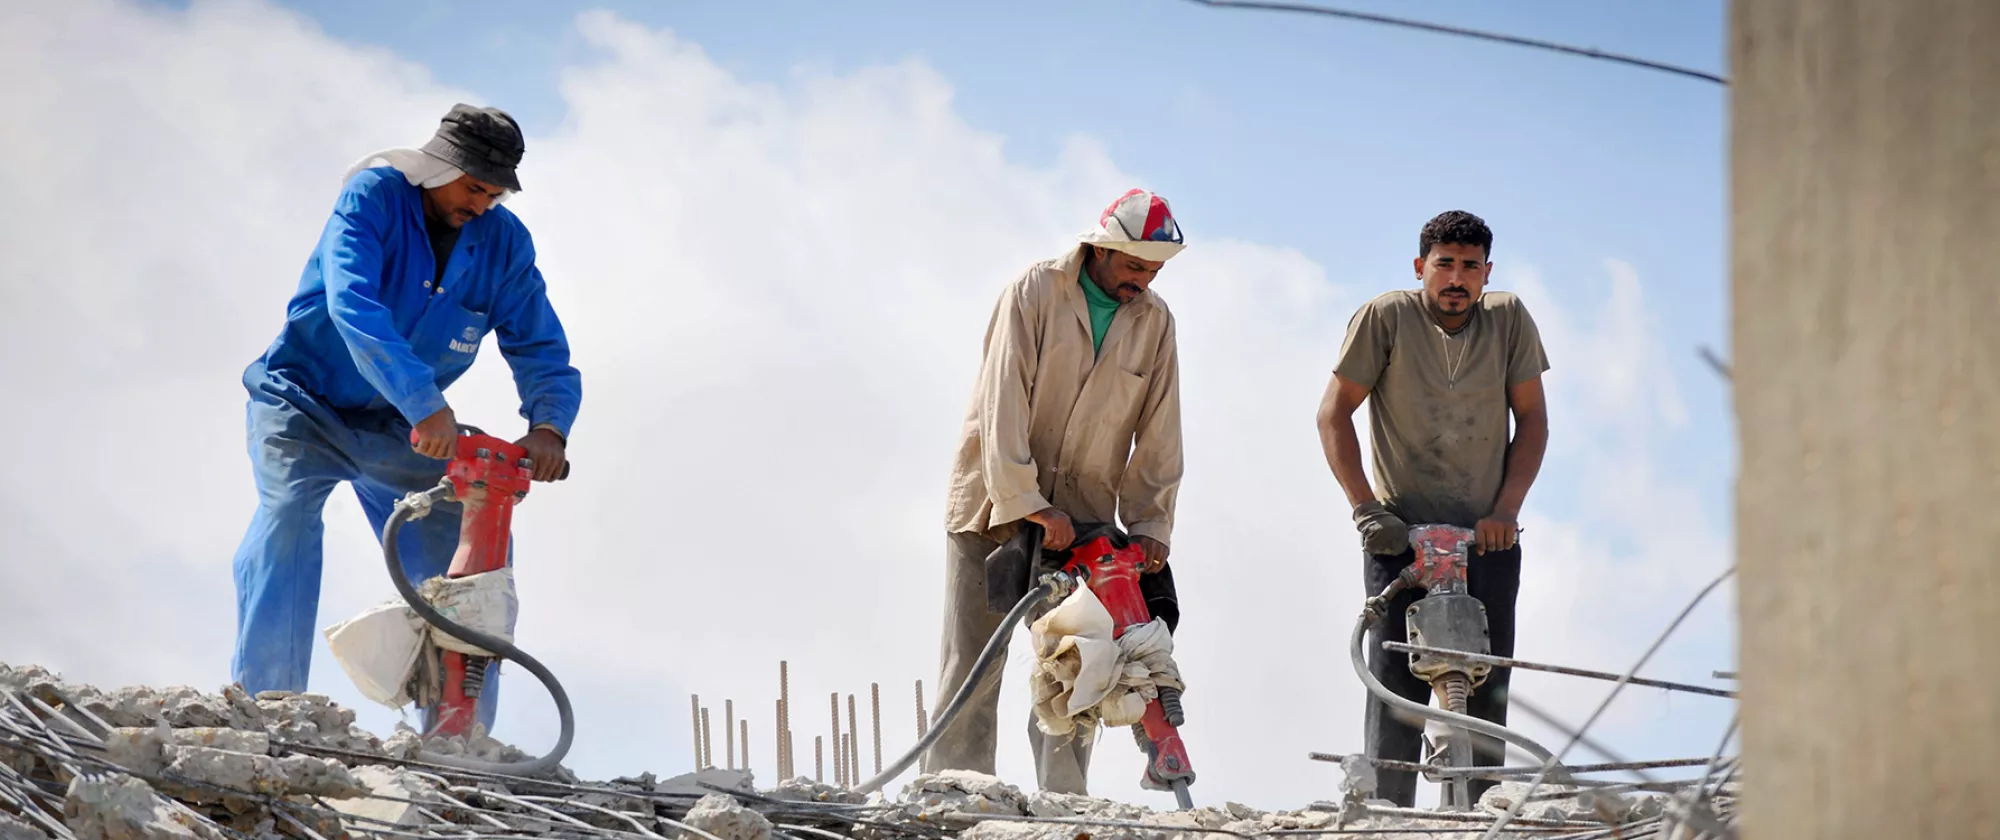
[770,776,864,805]
[902,771,1030,820]
[680,793,772,840]
[653,767,755,799]
[6,659,1711,840]
[0,812,48,840]
[104,725,275,778]
[63,774,224,840]
[326,764,440,831]
[158,744,367,803]
[955,821,1085,840]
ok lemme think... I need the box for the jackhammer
[856,522,1196,809]
[380,424,575,776]
[1349,524,1565,810]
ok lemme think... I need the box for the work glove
[1352,500,1410,557]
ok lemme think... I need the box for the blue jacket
[247,167,582,438]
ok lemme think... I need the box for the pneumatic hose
[383,483,576,777]
[852,577,1059,795]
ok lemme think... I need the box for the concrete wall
[1732,0,2000,836]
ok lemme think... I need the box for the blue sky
[3,0,1737,811]
[278,0,1736,512]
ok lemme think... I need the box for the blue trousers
[230,374,507,733]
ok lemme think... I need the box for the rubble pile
[0,663,1694,840]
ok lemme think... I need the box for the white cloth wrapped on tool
[322,568,519,709]
[324,602,428,707]
[1028,585,1185,737]
[416,567,519,656]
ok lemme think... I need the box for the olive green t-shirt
[1334,289,1550,528]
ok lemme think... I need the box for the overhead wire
[1177,0,1727,86]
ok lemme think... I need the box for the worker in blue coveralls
[229,103,581,734]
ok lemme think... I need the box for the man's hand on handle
[1134,536,1170,574]
[1474,510,1519,554]
[412,407,459,459]
[1352,500,1410,556]
[1023,507,1075,551]
[514,428,568,482]
[1023,508,1168,572]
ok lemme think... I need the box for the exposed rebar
[846,694,860,786]
[1479,566,1738,840]
[1384,641,1738,699]
[690,695,702,772]
[700,706,713,770]
[829,692,843,787]
[870,683,883,775]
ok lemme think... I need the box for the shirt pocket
[416,304,491,376]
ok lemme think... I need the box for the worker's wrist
[1023,506,1063,525]
[530,423,566,446]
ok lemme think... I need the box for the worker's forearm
[1492,415,1549,517]
[1318,413,1376,510]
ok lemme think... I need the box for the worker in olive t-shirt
[1314,210,1551,807]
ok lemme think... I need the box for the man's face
[1088,247,1168,304]
[422,174,506,229]
[1414,242,1491,319]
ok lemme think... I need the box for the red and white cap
[1078,188,1186,262]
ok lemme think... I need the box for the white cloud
[0,0,1733,812]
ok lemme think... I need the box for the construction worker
[1315,210,1550,806]
[926,188,1188,794]
[228,104,581,732]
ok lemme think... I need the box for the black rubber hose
[1349,607,1560,769]
[852,578,1058,795]
[383,484,576,777]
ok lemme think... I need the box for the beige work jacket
[945,246,1184,546]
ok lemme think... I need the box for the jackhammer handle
[444,424,572,481]
[1007,521,1045,554]
[524,459,572,482]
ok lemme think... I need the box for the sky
[0,0,1735,813]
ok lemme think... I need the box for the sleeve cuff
[395,387,450,428]
[530,423,567,445]
[1126,521,1172,547]
[988,491,1052,527]
[525,402,576,440]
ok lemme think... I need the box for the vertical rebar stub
[915,680,928,738]
[700,707,713,770]
[815,736,824,783]
[690,695,702,772]
[871,683,883,775]
[779,661,792,779]
[740,720,750,772]
[847,695,860,785]
[725,699,735,771]
[830,692,843,787]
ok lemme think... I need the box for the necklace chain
[1440,325,1470,389]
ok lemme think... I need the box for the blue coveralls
[231,166,582,733]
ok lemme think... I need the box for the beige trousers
[919,530,1095,794]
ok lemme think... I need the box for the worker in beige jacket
[925,188,1188,794]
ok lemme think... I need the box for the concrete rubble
[0,663,1694,840]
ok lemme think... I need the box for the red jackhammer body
[1058,531,1196,808]
[409,427,567,737]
